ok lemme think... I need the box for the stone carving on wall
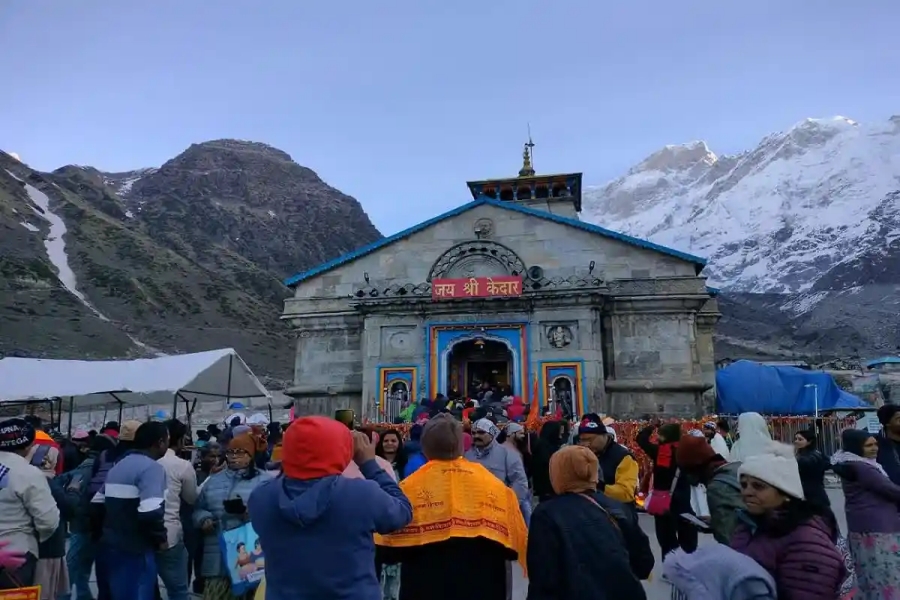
[607,278,707,296]
[546,325,574,348]
[380,325,417,357]
[473,218,494,239]
[428,240,527,281]
[299,327,362,338]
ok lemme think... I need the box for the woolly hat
[505,423,524,436]
[118,420,143,442]
[738,442,805,500]
[282,416,352,480]
[578,413,607,436]
[228,433,257,456]
[676,434,718,469]
[473,418,500,438]
[0,419,36,451]
[550,445,599,495]
[421,414,463,460]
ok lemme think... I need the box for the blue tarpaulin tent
[716,360,869,415]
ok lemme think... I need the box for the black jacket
[795,447,831,510]
[531,422,565,499]
[592,493,654,579]
[526,494,647,600]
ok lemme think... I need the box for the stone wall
[282,202,717,420]
[285,203,698,310]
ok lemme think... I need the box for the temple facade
[281,148,720,419]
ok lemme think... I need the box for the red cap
[282,416,353,480]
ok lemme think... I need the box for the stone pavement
[88,490,846,600]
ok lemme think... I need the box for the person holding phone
[193,433,266,600]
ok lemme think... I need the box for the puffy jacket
[192,468,267,578]
[730,512,845,600]
[705,462,744,544]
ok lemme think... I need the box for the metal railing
[721,415,859,456]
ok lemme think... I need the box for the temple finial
[518,127,535,177]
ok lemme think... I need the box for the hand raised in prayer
[352,431,376,466]
[0,541,26,571]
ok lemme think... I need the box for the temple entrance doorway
[551,376,577,420]
[446,338,513,401]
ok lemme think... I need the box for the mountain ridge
[583,114,900,360]
[0,141,383,379]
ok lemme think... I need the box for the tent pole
[172,396,178,420]
[226,355,234,405]
[67,397,74,436]
[108,393,124,424]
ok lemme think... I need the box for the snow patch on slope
[6,170,163,355]
[583,115,900,293]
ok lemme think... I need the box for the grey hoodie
[663,544,777,600]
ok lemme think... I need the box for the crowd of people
[0,402,898,599]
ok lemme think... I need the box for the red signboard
[431,276,523,300]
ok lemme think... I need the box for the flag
[525,375,540,430]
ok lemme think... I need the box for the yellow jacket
[602,453,639,504]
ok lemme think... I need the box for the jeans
[155,542,189,600]
[62,532,95,600]
[96,544,157,600]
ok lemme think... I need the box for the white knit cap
[738,442,805,500]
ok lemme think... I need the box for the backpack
[87,450,114,499]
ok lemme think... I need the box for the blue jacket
[248,459,412,600]
[402,440,427,480]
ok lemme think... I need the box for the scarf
[473,439,495,459]
[374,458,528,573]
[831,450,889,478]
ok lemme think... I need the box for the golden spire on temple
[518,131,535,177]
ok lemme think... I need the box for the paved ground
[83,489,845,599]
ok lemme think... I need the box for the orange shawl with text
[374,458,528,572]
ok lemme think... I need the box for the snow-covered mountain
[583,115,900,294]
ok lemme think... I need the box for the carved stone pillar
[285,313,364,418]
[602,284,713,418]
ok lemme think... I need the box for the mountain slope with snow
[0,142,381,378]
[584,115,900,294]
[584,115,900,359]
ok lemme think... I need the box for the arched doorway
[551,376,577,420]
[446,338,514,400]
[389,380,409,404]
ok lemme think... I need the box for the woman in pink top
[343,428,397,481]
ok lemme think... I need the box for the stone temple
[282,146,720,420]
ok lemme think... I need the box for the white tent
[0,348,271,412]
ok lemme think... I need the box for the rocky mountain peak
[166,139,297,172]
[632,140,718,174]
[583,114,900,360]
[1,139,383,378]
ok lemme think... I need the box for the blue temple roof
[284,196,708,287]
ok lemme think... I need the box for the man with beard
[575,413,638,509]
